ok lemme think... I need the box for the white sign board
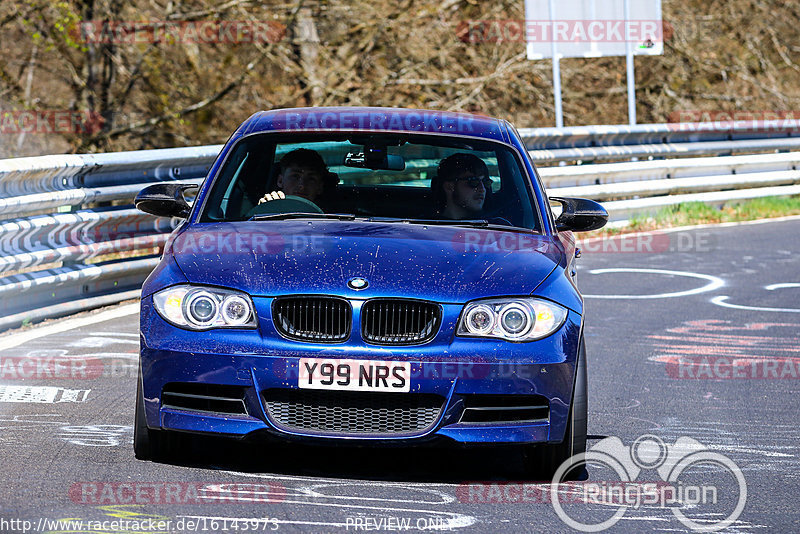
[524,0,663,59]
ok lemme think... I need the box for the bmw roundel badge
[347,277,369,290]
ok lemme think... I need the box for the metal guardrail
[518,120,799,148]
[521,121,800,163]
[540,150,800,222]
[1,122,799,331]
[0,146,220,330]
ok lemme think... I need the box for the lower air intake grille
[459,394,549,424]
[161,383,248,415]
[263,389,445,436]
[273,296,351,342]
[361,299,441,345]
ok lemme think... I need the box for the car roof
[237,107,509,143]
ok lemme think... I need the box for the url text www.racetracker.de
[0,516,280,533]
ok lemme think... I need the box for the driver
[257,148,338,207]
[432,153,492,220]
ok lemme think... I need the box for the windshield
[199,132,542,232]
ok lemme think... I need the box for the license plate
[298,358,410,392]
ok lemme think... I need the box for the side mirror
[550,197,608,232]
[135,183,198,218]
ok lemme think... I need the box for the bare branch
[86,48,268,144]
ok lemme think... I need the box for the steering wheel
[247,195,324,218]
[480,207,513,226]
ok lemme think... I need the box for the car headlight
[153,285,257,330]
[457,298,568,341]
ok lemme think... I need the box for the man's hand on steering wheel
[258,190,286,204]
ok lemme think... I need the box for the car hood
[169,221,563,303]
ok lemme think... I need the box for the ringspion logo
[550,435,747,531]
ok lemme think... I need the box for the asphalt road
[0,218,798,533]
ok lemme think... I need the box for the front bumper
[139,296,583,445]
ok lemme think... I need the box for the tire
[523,336,588,480]
[134,368,167,461]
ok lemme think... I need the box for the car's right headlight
[456,297,568,342]
[153,285,257,330]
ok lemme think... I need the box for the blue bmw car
[134,107,607,477]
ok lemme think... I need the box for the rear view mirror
[135,183,198,218]
[344,145,405,171]
[550,197,608,232]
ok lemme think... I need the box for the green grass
[620,195,800,233]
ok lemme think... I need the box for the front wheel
[523,336,587,480]
[133,368,173,461]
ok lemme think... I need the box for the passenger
[257,148,338,207]
[432,153,492,220]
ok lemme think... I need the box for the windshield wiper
[367,217,488,225]
[249,213,539,233]
[250,212,357,221]
[366,217,539,234]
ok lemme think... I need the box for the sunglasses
[455,176,492,190]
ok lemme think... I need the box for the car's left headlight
[457,297,568,342]
[153,285,257,330]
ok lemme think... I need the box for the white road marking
[610,213,800,232]
[765,283,800,291]
[0,414,69,430]
[710,296,800,313]
[303,483,453,505]
[68,336,138,348]
[713,446,794,458]
[612,515,670,522]
[53,352,138,359]
[0,304,138,351]
[0,386,90,403]
[20,349,68,358]
[179,508,474,530]
[583,268,725,299]
[218,470,463,488]
[59,424,132,446]
[184,516,352,529]
[211,472,477,529]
